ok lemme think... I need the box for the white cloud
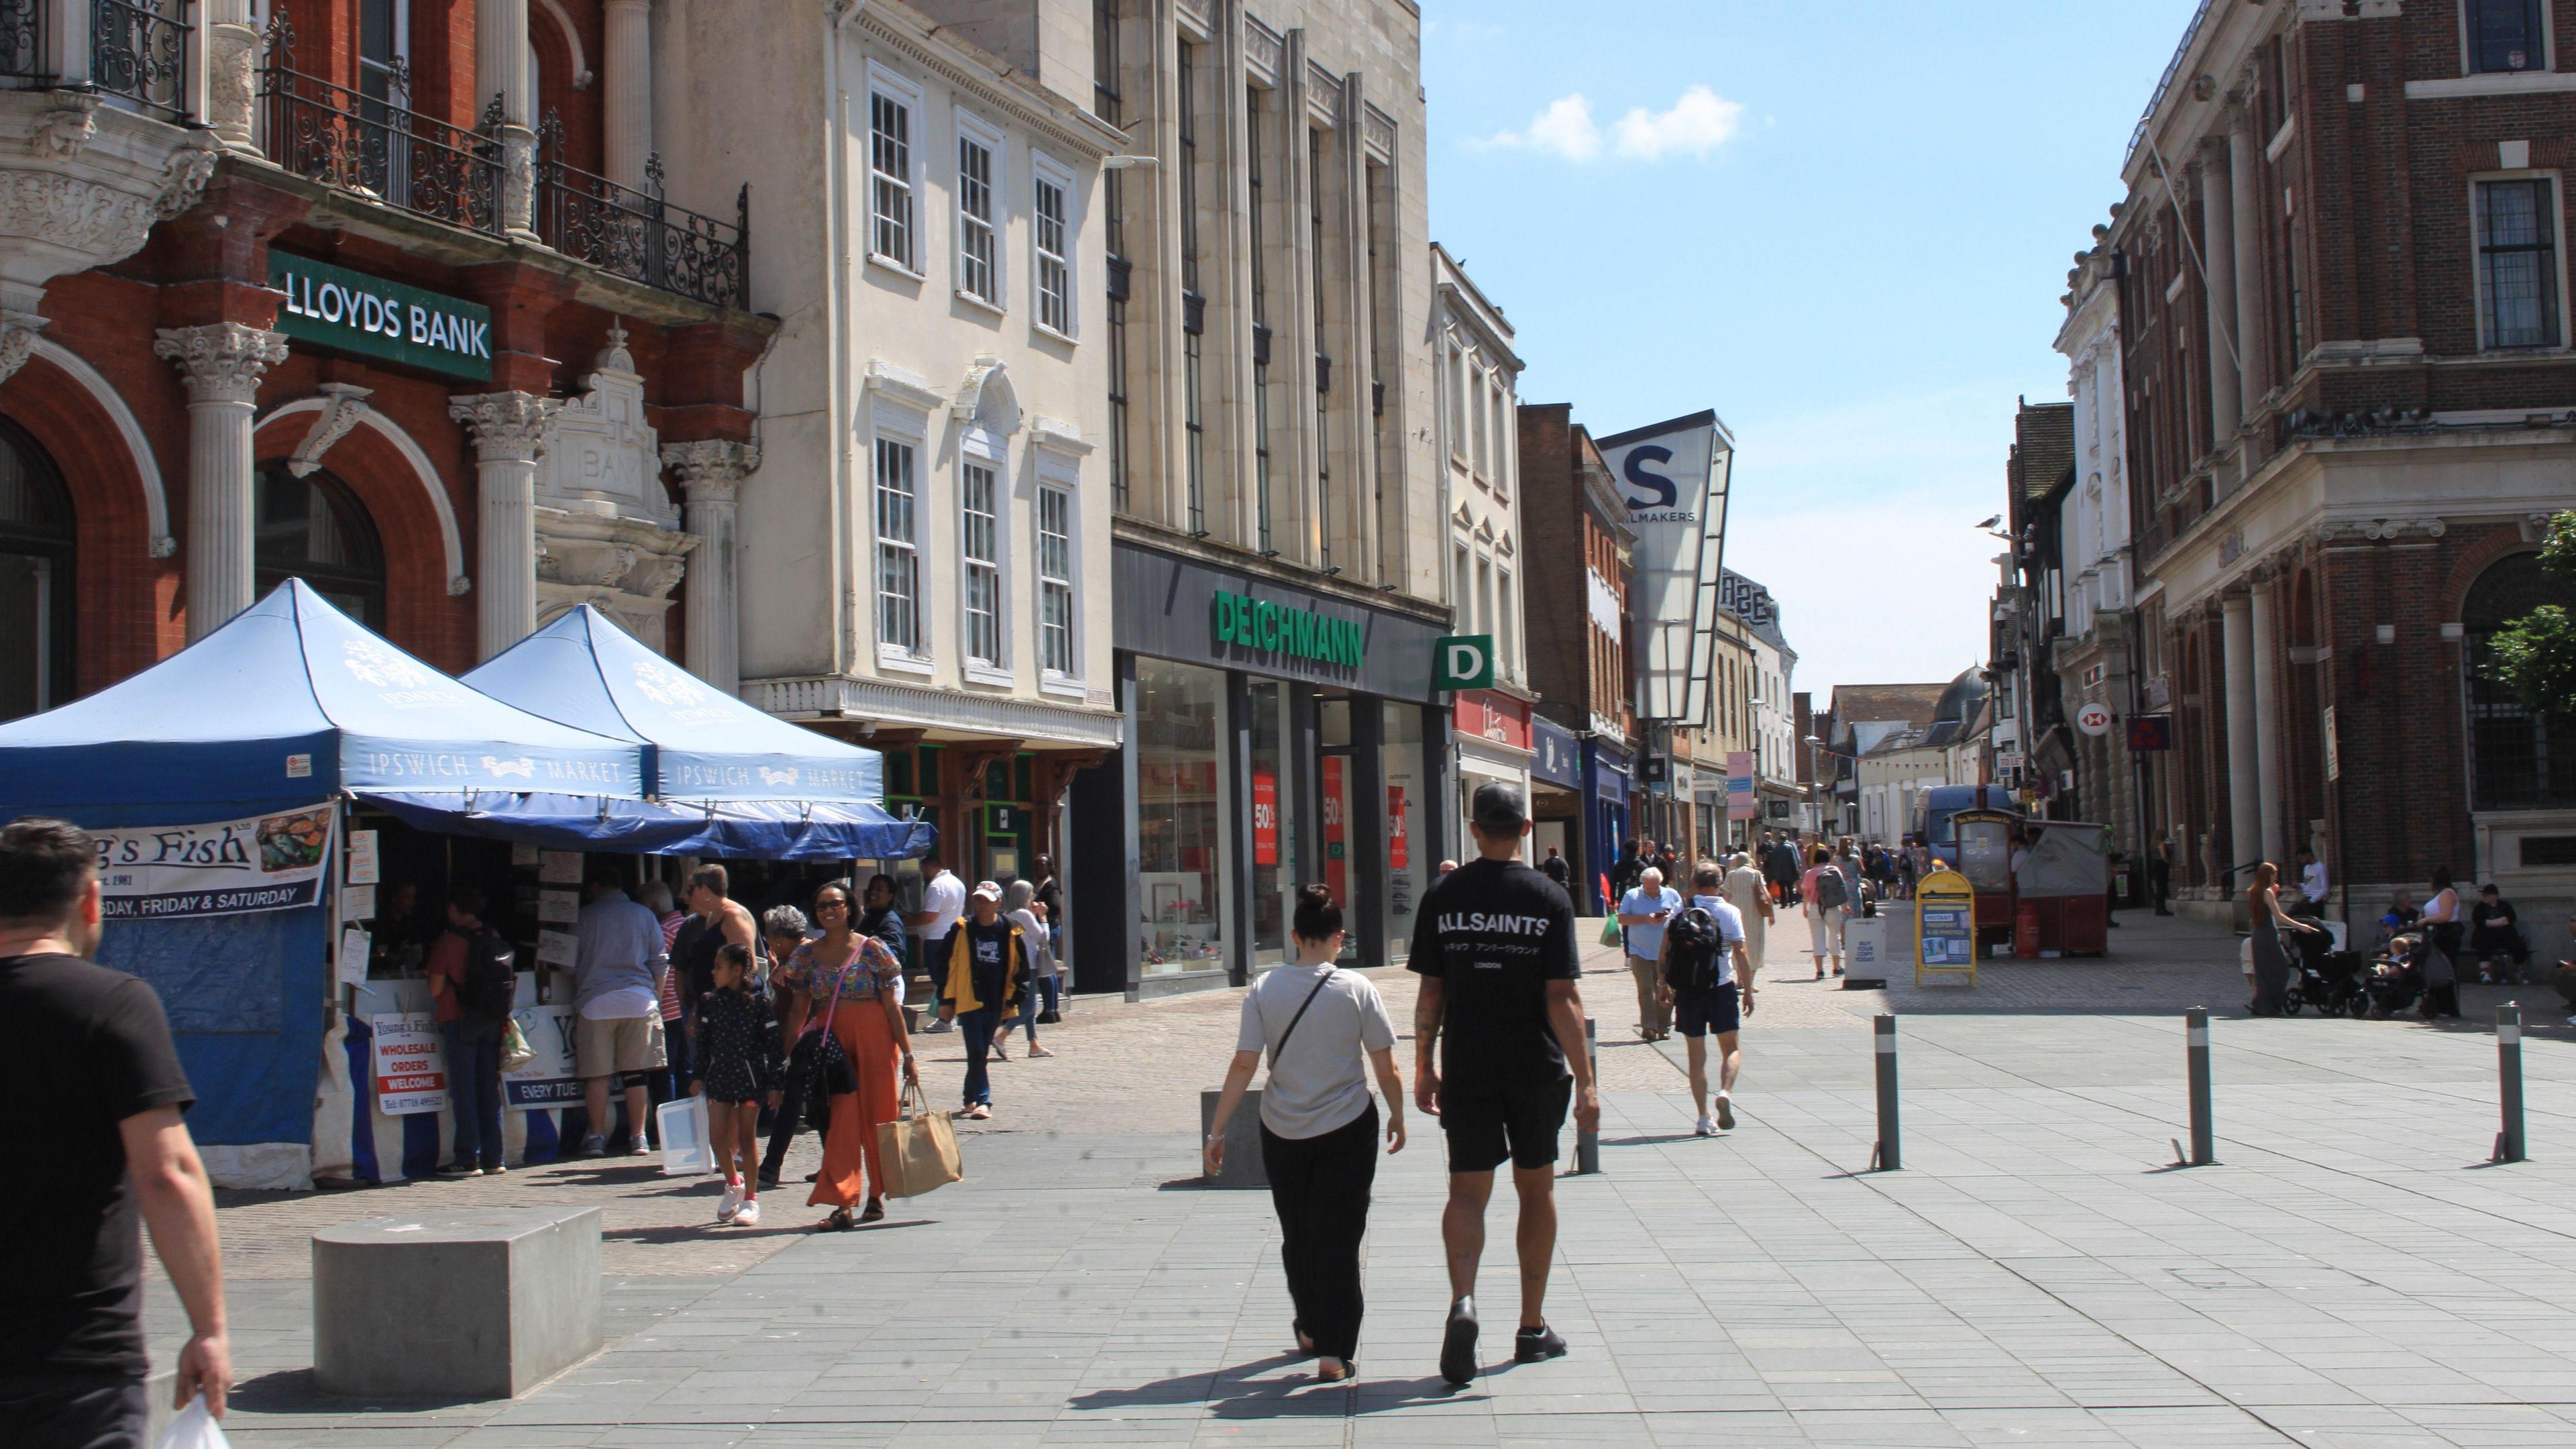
[1611,85,1746,161]
[1470,86,1744,164]
[1470,93,1602,161]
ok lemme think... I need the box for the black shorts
[1674,981,1740,1038]
[0,1373,148,1449]
[1440,1073,1572,1173]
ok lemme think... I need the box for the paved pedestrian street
[151,913,2576,1448]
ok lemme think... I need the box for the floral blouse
[778,934,901,1008]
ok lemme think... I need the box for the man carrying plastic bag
[0,818,231,1447]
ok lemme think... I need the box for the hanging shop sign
[91,803,336,919]
[1726,750,1757,821]
[268,252,496,382]
[1432,635,1495,692]
[1211,590,1366,669]
[1531,716,1579,788]
[1452,689,1531,753]
[1593,410,1732,724]
[371,1011,449,1116]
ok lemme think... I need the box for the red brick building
[1515,402,1635,908]
[2116,0,2576,924]
[0,0,769,714]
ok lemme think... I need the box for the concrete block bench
[1199,1087,1266,1189]
[313,1205,602,1399]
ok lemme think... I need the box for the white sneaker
[716,1179,744,1223]
[1715,1094,1735,1130]
[732,1197,760,1226]
[1694,1114,1716,1136]
[922,1018,955,1034]
[630,1136,655,1157]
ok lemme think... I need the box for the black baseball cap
[1471,781,1527,833]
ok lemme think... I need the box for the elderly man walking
[574,865,670,1157]
[1616,867,1680,1041]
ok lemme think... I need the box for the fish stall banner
[1592,411,1732,725]
[93,804,337,920]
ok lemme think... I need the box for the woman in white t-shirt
[1204,885,1407,1383]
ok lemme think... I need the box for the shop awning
[463,606,933,860]
[0,580,647,825]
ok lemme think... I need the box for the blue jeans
[445,1017,507,1169]
[957,1005,1000,1106]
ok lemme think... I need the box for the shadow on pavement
[1067,1353,1348,1418]
[225,1367,488,1416]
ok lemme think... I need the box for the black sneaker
[434,1159,480,1177]
[1513,1324,1568,1363]
[1439,1297,1479,1386]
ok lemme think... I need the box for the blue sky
[1421,0,2201,702]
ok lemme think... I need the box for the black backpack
[1814,867,1849,910]
[1663,906,1723,996]
[453,926,519,1021]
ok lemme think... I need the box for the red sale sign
[1252,769,1279,866]
[1323,756,1348,906]
[1387,787,1409,871]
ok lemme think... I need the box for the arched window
[2464,551,2576,810]
[0,419,73,721]
[256,466,385,628]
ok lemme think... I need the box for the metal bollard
[1576,1017,1601,1175]
[1872,1014,1900,1172]
[2496,1002,2527,1165]
[2184,1007,2216,1167]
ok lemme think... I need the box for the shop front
[1580,737,1631,913]
[1069,541,1452,998]
[1452,689,1534,867]
[1530,716,1584,892]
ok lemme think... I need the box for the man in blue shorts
[1658,861,1756,1135]
[1411,782,1599,1387]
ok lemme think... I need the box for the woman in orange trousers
[775,881,916,1230]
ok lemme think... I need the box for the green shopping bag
[1599,916,1623,948]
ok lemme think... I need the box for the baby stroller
[2285,947,2372,1018]
[2365,934,2431,1020]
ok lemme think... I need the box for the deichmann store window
[1069,540,1451,998]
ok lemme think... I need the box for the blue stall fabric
[97,906,327,1146]
[467,606,933,859]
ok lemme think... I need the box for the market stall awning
[464,606,934,859]
[0,580,647,824]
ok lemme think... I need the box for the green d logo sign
[1434,635,1494,691]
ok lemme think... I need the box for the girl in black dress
[696,943,771,1226]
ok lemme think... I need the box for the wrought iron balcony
[0,0,191,119]
[535,115,748,311]
[258,55,504,238]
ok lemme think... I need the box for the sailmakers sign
[268,252,495,382]
[1593,411,1731,725]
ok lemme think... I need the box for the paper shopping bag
[875,1082,962,1198]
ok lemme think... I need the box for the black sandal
[860,1197,885,1223]
[816,1208,855,1232]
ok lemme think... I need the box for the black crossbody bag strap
[1268,968,1335,1069]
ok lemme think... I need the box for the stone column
[2249,575,2286,863]
[449,392,562,659]
[156,323,288,639]
[2227,104,2266,409]
[476,0,538,237]
[602,0,653,193]
[663,440,759,694]
[2200,148,2240,443]
[2220,593,2261,884]
[203,0,259,149]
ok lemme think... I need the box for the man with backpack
[1657,862,1754,1135]
[428,883,517,1176]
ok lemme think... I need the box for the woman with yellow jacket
[938,880,1027,1120]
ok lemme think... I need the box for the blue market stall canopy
[0,580,645,822]
[466,606,933,860]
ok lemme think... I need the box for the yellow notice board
[1915,866,1978,986]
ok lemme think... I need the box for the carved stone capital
[154,323,287,405]
[0,309,45,386]
[449,390,563,463]
[661,439,760,497]
[288,383,373,476]
[29,95,97,160]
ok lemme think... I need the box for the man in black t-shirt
[1410,783,1598,1387]
[0,817,230,1443]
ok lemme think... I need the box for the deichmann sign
[269,252,496,382]
[1212,591,1366,669]
[1432,635,1494,692]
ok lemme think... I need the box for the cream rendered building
[1434,244,1533,857]
[664,0,1126,878]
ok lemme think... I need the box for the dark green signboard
[268,252,494,381]
[1210,590,1365,669]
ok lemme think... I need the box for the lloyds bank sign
[268,252,495,382]
[1211,590,1366,669]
